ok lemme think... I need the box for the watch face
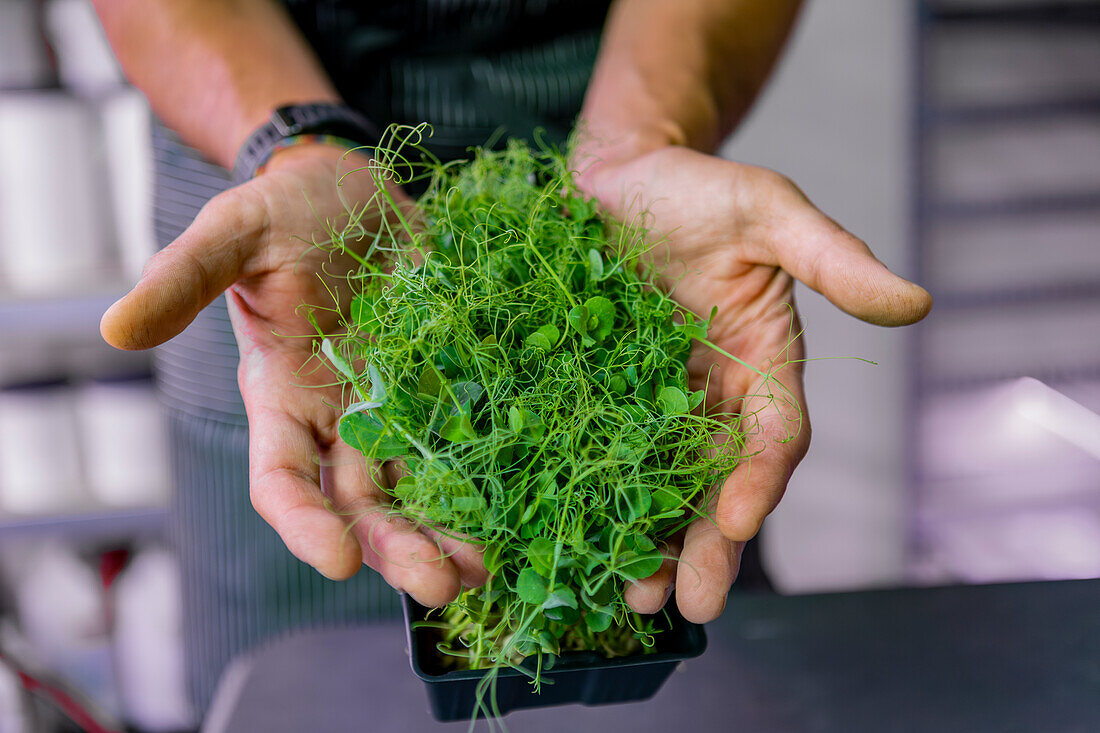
[272,106,307,137]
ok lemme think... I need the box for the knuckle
[716,500,764,543]
[196,185,270,260]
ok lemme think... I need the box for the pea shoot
[315,126,756,704]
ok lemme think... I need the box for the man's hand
[101,144,487,606]
[576,146,932,622]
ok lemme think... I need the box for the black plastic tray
[401,594,707,721]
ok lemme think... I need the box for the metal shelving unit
[908,0,1100,582]
[925,191,1100,220]
[0,506,167,544]
[927,1,1100,24]
[0,290,125,341]
[0,291,163,542]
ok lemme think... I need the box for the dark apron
[155,0,610,712]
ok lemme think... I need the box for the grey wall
[720,1,914,592]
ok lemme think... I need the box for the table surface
[201,579,1100,733]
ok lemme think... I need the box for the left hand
[575,146,931,622]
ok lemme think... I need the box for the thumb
[766,193,932,327]
[101,186,266,350]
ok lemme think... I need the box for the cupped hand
[576,146,931,622]
[100,143,487,606]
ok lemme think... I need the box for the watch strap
[231,103,382,184]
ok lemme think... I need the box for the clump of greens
[318,127,745,694]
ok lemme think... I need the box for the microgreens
[313,126,765,721]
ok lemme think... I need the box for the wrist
[570,118,685,190]
[258,137,372,180]
[231,102,381,183]
[256,134,366,176]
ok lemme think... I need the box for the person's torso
[283,0,612,161]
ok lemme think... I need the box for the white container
[11,542,121,719]
[112,548,196,730]
[0,92,115,295]
[0,382,87,515]
[44,0,126,96]
[76,379,170,508]
[0,657,32,733]
[99,88,156,284]
[0,0,54,89]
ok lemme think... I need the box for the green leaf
[350,293,368,323]
[517,568,548,605]
[567,304,589,337]
[616,534,663,581]
[508,405,525,433]
[535,469,558,497]
[391,476,417,498]
[526,538,557,576]
[526,331,552,351]
[338,410,407,460]
[656,386,689,416]
[583,296,616,342]
[614,482,652,524]
[524,413,546,440]
[437,344,466,376]
[689,389,706,410]
[609,375,627,396]
[585,610,613,633]
[587,248,604,281]
[321,338,356,382]
[542,586,577,611]
[341,399,383,419]
[679,307,715,340]
[450,381,484,413]
[509,407,545,439]
[440,413,477,442]
[586,580,615,607]
[627,534,657,554]
[538,630,559,655]
[544,605,580,624]
[617,551,663,581]
[366,363,387,404]
[651,486,684,513]
[416,365,443,397]
[537,323,559,344]
[350,293,380,333]
[451,495,487,512]
[482,544,504,575]
[512,633,540,657]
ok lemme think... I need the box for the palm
[101,144,486,606]
[578,146,930,619]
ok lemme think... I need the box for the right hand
[101,142,488,606]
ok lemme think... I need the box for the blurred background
[0,0,1097,730]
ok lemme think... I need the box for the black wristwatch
[231,102,382,184]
